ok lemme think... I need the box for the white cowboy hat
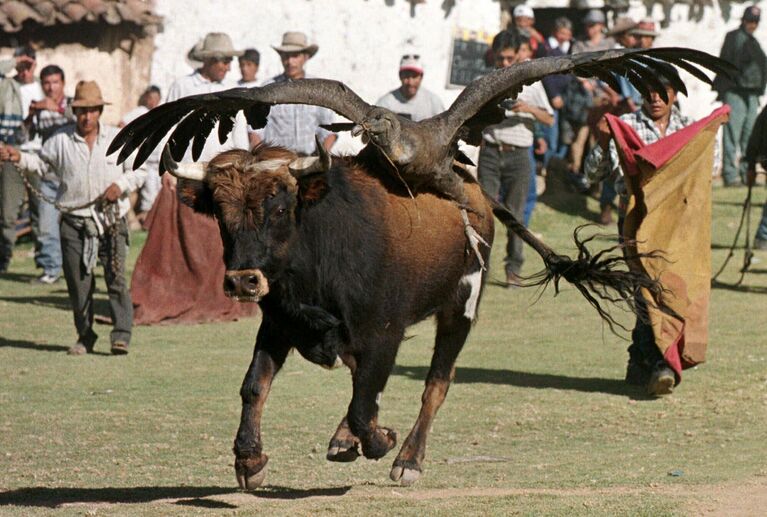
[189,32,243,60]
[272,31,318,57]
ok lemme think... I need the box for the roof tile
[1,0,160,33]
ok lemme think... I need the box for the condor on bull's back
[170,144,493,487]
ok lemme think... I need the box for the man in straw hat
[629,18,660,50]
[0,80,147,355]
[252,31,336,155]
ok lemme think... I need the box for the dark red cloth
[131,181,259,325]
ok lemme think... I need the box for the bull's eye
[274,207,286,217]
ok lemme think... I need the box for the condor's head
[162,144,329,302]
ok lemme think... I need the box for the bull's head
[162,142,330,302]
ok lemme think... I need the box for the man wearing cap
[0,46,44,274]
[713,5,766,187]
[512,5,544,53]
[572,10,612,54]
[630,18,660,49]
[0,80,146,356]
[376,55,444,122]
[252,31,336,155]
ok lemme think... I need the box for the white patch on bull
[461,270,482,320]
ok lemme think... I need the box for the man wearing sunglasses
[376,54,444,122]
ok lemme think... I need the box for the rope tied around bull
[10,161,124,274]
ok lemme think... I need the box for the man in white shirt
[252,32,336,155]
[0,46,43,273]
[1,81,146,355]
[376,55,445,122]
[478,30,553,287]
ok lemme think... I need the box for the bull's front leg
[233,318,290,490]
[346,331,402,461]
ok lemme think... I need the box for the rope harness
[711,182,755,287]
[11,162,124,274]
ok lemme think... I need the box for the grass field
[1,185,766,516]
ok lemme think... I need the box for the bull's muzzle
[224,269,269,302]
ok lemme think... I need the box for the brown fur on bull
[166,143,494,487]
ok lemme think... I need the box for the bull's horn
[161,145,207,181]
[288,146,332,178]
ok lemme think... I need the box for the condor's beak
[161,145,208,181]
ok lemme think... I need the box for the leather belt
[486,141,522,152]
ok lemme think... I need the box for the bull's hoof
[327,436,361,462]
[390,461,422,486]
[234,454,268,490]
[361,427,397,460]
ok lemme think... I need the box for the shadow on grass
[0,486,237,508]
[711,280,767,294]
[0,337,69,353]
[0,293,112,317]
[0,272,38,283]
[0,485,352,508]
[393,364,653,399]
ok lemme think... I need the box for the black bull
[173,144,657,488]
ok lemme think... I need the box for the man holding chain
[0,80,146,355]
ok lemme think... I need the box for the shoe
[110,341,129,355]
[754,237,767,251]
[68,331,97,355]
[625,360,650,386]
[34,273,60,284]
[646,361,675,396]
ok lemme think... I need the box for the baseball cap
[742,5,761,22]
[583,9,606,26]
[399,54,424,75]
[513,5,535,19]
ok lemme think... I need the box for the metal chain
[10,162,124,273]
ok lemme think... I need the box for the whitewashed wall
[149,0,767,145]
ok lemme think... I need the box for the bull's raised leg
[233,318,290,490]
[327,355,362,462]
[346,332,403,461]
[390,306,472,486]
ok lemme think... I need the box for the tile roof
[0,0,161,33]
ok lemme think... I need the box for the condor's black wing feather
[108,79,373,169]
[440,47,736,143]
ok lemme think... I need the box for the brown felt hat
[607,16,637,36]
[71,80,110,108]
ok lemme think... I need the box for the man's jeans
[29,177,62,276]
[478,144,531,276]
[722,91,759,185]
[756,197,767,242]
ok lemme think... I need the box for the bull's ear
[297,175,328,206]
[178,178,216,215]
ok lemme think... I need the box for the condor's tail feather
[486,195,667,333]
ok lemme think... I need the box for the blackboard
[447,30,493,88]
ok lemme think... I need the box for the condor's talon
[461,208,488,270]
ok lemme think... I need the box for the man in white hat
[0,80,146,356]
[252,31,336,155]
[375,54,444,122]
[166,32,249,157]
[512,4,543,53]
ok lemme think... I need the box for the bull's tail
[487,195,667,333]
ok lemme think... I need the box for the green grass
[1,185,766,515]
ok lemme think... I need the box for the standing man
[0,46,44,274]
[26,64,76,283]
[630,18,660,49]
[253,32,336,154]
[376,54,445,122]
[0,81,146,355]
[511,4,544,54]
[746,104,767,250]
[713,5,766,187]
[478,30,553,287]
[584,78,699,396]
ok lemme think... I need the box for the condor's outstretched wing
[439,47,736,144]
[107,79,372,169]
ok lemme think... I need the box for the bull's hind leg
[390,300,474,486]
[233,318,290,490]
